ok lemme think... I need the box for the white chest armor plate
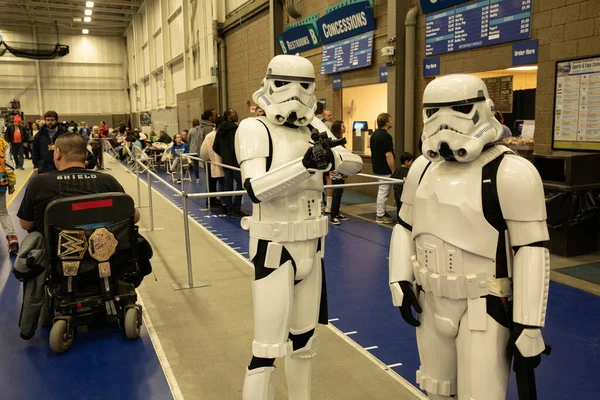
[412,148,507,282]
[256,120,324,224]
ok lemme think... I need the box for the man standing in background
[32,110,66,173]
[322,109,333,130]
[213,109,244,218]
[370,113,395,224]
[5,115,26,170]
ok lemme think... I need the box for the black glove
[398,281,422,327]
[506,323,546,370]
[302,132,335,170]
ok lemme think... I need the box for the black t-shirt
[370,129,395,175]
[17,167,125,233]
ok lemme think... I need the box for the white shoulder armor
[497,154,546,222]
[497,154,549,246]
[236,118,271,165]
[400,155,430,206]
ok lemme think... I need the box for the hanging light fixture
[85,9,93,16]
[82,29,89,34]
[86,1,94,7]
[84,16,91,22]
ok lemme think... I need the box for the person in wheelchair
[15,133,150,351]
[18,132,140,233]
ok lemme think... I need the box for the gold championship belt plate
[88,227,119,278]
[57,230,87,276]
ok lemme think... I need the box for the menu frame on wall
[424,0,532,57]
[553,54,600,152]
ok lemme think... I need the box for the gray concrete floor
[106,160,424,400]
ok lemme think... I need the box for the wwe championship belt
[57,230,88,276]
[88,227,119,278]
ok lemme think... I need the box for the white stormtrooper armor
[237,54,362,400]
[389,74,550,399]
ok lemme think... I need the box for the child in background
[0,137,18,255]
[171,133,189,184]
[391,152,414,220]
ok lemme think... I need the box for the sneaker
[324,207,331,215]
[7,235,18,256]
[230,210,247,219]
[337,213,349,221]
[196,178,201,184]
[376,213,394,225]
[329,217,340,225]
[176,179,182,184]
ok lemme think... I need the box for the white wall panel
[151,0,161,33]
[168,0,182,15]
[155,73,166,108]
[142,9,149,43]
[154,32,164,67]
[169,13,184,58]
[144,80,151,110]
[0,28,128,116]
[143,45,150,76]
[171,60,185,97]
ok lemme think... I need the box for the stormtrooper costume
[389,74,549,399]
[237,54,362,400]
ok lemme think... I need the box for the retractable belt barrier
[110,144,403,291]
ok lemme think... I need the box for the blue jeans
[223,168,242,212]
[11,143,23,168]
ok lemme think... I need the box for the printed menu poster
[554,56,600,151]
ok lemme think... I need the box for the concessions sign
[317,1,375,45]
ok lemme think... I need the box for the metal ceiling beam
[0,17,129,28]
[0,8,133,22]
[18,2,137,15]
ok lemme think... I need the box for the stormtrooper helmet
[421,74,502,163]
[253,54,317,127]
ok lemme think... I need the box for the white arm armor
[497,155,550,328]
[310,117,363,176]
[236,118,314,203]
[331,147,362,176]
[389,156,431,306]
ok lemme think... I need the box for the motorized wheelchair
[41,192,144,354]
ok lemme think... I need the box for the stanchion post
[135,156,141,206]
[204,160,211,210]
[147,169,154,231]
[171,191,211,291]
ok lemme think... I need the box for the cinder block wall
[411,0,600,155]
[225,11,272,120]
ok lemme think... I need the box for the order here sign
[317,1,376,45]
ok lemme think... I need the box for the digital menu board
[321,31,373,75]
[425,0,532,57]
[553,56,600,151]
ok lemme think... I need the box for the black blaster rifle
[310,131,346,170]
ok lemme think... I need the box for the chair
[134,145,155,172]
[42,193,143,354]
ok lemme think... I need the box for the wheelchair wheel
[49,320,73,354]
[125,307,141,340]
[39,291,53,327]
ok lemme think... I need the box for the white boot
[284,335,319,400]
[243,367,276,400]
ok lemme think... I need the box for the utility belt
[241,216,328,242]
[411,256,512,299]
